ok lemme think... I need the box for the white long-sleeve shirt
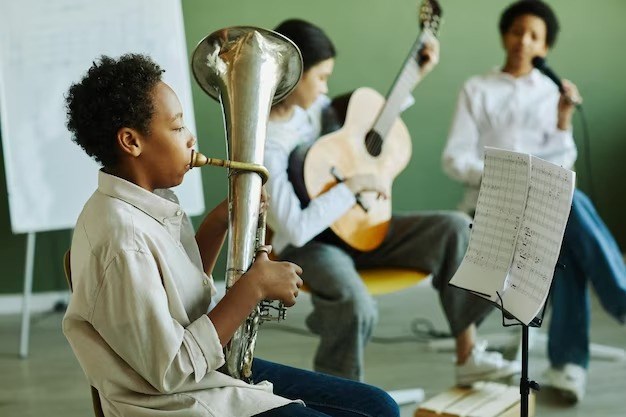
[63,171,295,417]
[442,68,577,212]
[264,96,356,254]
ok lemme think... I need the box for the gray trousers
[279,211,493,381]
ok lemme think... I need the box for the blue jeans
[251,358,399,417]
[548,189,626,368]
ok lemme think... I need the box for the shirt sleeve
[442,85,485,187]
[264,140,356,248]
[90,249,225,393]
[537,128,578,169]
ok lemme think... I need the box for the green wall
[1,0,624,294]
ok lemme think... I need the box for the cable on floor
[264,316,451,344]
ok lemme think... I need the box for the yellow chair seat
[264,229,430,296]
[358,268,430,296]
[301,268,429,296]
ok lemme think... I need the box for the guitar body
[287,0,441,252]
[302,87,412,251]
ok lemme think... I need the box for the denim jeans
[280,211,492,381]
[548,189,626,368]
[251,358,399,417]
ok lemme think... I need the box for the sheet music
[450,148,530,297]
[502,156,575,324]
[450,147,575,325]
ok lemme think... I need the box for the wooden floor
[1,284,624,417]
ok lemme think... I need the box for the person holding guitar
[442,0,626,403]
[264,18,520,386]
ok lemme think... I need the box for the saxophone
[190,26,302,381]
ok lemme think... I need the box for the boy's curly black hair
[65,53,164,167]
[499,0,560,48]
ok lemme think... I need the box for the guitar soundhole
[365,130,383,157]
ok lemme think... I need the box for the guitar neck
[372,33,427,139]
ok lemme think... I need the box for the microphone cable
[532,57,597,203]
[574,104,597,203]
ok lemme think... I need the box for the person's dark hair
[499,0,560,47]
[65,53,164,167]
[273,19,336,72]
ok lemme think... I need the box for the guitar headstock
[419,0,443,37]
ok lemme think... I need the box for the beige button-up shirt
[63,171,293,417]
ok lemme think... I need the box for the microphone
[532,56,582,107]
[531,56,564,93]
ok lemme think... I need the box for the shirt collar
[97,170,182,225]
[490,66,542,86]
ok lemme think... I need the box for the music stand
[450,148,576,416]
[449,260,562,417]
[493,269,558,417]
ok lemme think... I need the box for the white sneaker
[456,341,521,386]
[543,364,586,403]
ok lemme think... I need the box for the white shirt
[265,95,356,254]
[442,68,577,212]
[63,171,294,417]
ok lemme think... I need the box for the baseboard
[0,291,69,315]
[0,282,224,316]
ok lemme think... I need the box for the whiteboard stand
[19,232,36,358]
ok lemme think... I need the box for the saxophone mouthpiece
[190,150,208,168]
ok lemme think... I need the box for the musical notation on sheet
[450,149,530,296]
[467,150,529,272]
[502,157,575,323]
[450,147,575,325]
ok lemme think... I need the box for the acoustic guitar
[287,0,443,251]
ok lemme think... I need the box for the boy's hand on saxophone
[245,250,303,307]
